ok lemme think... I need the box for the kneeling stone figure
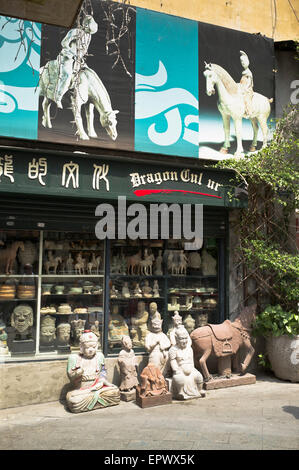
[169,326,205,400]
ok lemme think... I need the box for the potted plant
[252,305,299,382]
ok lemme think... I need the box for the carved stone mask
[11,305,33,334]
[57,323,71,343]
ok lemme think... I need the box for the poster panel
[37,1,136,150]
[198,22,275,159]
[0,16,41,139]
[134,8,199,158]
[0,1,275,162]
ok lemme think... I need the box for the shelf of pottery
[107,239,219,352]
[0,231,105,356]
[0,234,40,356]
[167,245,219,333]
[40,235,105,353]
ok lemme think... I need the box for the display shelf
[41,274,104,278]
[0,275,38,278]
[0,298,36,302]
[41,293,103,297]
[110,296,164,301]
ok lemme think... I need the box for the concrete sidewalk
[0,373,298,450]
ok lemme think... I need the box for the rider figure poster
[0,0,275,160]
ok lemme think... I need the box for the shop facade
[0,0,277,408]
[0,147,245,408]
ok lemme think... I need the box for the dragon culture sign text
[95,196,203,249]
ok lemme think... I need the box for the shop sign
[0,0,275,160]
[0,150,246,208]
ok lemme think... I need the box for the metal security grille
[0,194,228,237]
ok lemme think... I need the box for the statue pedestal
[57,344,71,354]
[204,373,256,390]
[10,339,35,355]
[120,389,136,402]
[136,389,172,408]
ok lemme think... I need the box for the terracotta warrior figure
[142,280,152,298]
[240,50,254,118]
[145,317,171,375]
[131,301,149,347]
[118,336,139,393]
[169,326,205,400]
[108,305,129,346]
[149,301,161,321]
[66,331,120,413]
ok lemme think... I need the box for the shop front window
[0,230,105,358]
[107,238,220,355]
[0,230,222,360]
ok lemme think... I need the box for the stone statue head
[11,304,33,334]
[71,319,86,343]
[175,326,190,349]
[56,322,71,343]
[137,301,145,314]
[172,311,182,327]
[40,315,56,344]
[79,331,98,358]
[121,335,132,351]
[151,317,163,333]
[183,314,195,334]
[149,302,157,315]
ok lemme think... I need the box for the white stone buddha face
[177,333,189,349]
[82,340,98,358]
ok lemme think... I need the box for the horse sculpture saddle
[208,320,235,357]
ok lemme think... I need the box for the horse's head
[100,110,119,141]
[203,63,217,96]
[233,304,257,331]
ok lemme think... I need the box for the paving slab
[0,373,298,451]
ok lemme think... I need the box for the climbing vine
[216,104,299,313]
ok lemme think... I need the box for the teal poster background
[135,8,199,158]
[0,16,41,139]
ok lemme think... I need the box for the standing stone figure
[66,331,120,413]
[169,326,205,400]
[145,317,171,376]
[118,336,139,401]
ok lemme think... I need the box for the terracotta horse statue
[190,305,257,381]
[0,241,25,274]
